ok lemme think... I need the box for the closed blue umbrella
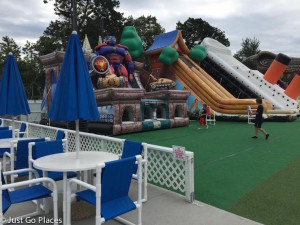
[49,31,99,158]
[0,53,30,137]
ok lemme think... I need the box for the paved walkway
[4,182,262,225]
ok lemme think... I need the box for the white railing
[1,118,194,202]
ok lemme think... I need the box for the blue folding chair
[29,140,76,181]
[18,122,27,138]
[3,138,46,184]
[120,140,148,202]
[0,163,58,224]
[0,130,13,158]
[0,127,9,131]
[121,140,143,171]
[55,130,65,140]
[0,130,12,140]
[67,156,143,225]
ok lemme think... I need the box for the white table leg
[67,176,72,225]
[43,171,50,213]
[63,172,67,225]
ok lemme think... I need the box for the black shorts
[255,119,263,128]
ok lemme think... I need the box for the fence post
[41,127,45,138]
[101,139,107,152]
[185,152,194,202]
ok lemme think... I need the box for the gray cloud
[209,10,300,56]
[1,0,300,57]
[0,0,56,45]
[118,0,300,56]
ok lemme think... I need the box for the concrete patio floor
[4,181,263,225]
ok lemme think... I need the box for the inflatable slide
[145,30,297,116]
[201,38,299,113]
[170,55,275,114]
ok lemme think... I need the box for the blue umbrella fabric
[48,31,99,122]
[0,53,30,116]
[48,31,99,158]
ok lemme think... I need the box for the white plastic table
[33,151,118,225]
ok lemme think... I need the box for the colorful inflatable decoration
[91,55,109,75]
[94,36,134,84]
[97,69,126,89]
[158,47,179,66]
[120,26,144,60]
[189,45,207,62]
[149,74,176,91]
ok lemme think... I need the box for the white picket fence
[0,118,194,202]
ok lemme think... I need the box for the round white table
[33,151,118,225]
[34,151,118,172]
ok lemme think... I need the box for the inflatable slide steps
[200,57,257,98]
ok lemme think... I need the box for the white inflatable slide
[201,38,298,112]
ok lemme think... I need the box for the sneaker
[266,134,269,140]
[251,136,258,139]
[198,128,202,130]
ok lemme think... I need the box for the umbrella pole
[75,119,80,159]
[12,117,15,139]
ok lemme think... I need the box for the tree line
[0,0,259,99]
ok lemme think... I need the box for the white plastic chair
[0,163,58,225]
[119,140,148,202]
[67,155,143,225]
[206,106,216,126]
[247,106,256,124]
[14,122,28,138]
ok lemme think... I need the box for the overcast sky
[1,0,300,56]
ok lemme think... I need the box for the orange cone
[284,74,300,100]
[263,53,291,84]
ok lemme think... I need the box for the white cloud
[1,0,300,56]
[0,0,57,47]
[118,0,300,56]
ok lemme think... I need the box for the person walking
[251,98,269,139]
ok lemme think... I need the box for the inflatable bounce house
[40,27,190,135]
[144,30,299,119]
[40,26,300,135]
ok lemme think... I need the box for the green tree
[0,36,21,77]
[42,20,72,52]
[176,17,230,49]
[0,37,43,99]
[20,41,45,99]
[42,0,125,49]
[124,15,165,50]
[234,37,260,62]
[34,35,64,56]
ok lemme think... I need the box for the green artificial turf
[228,156,300,225]
[118,118,300,224]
